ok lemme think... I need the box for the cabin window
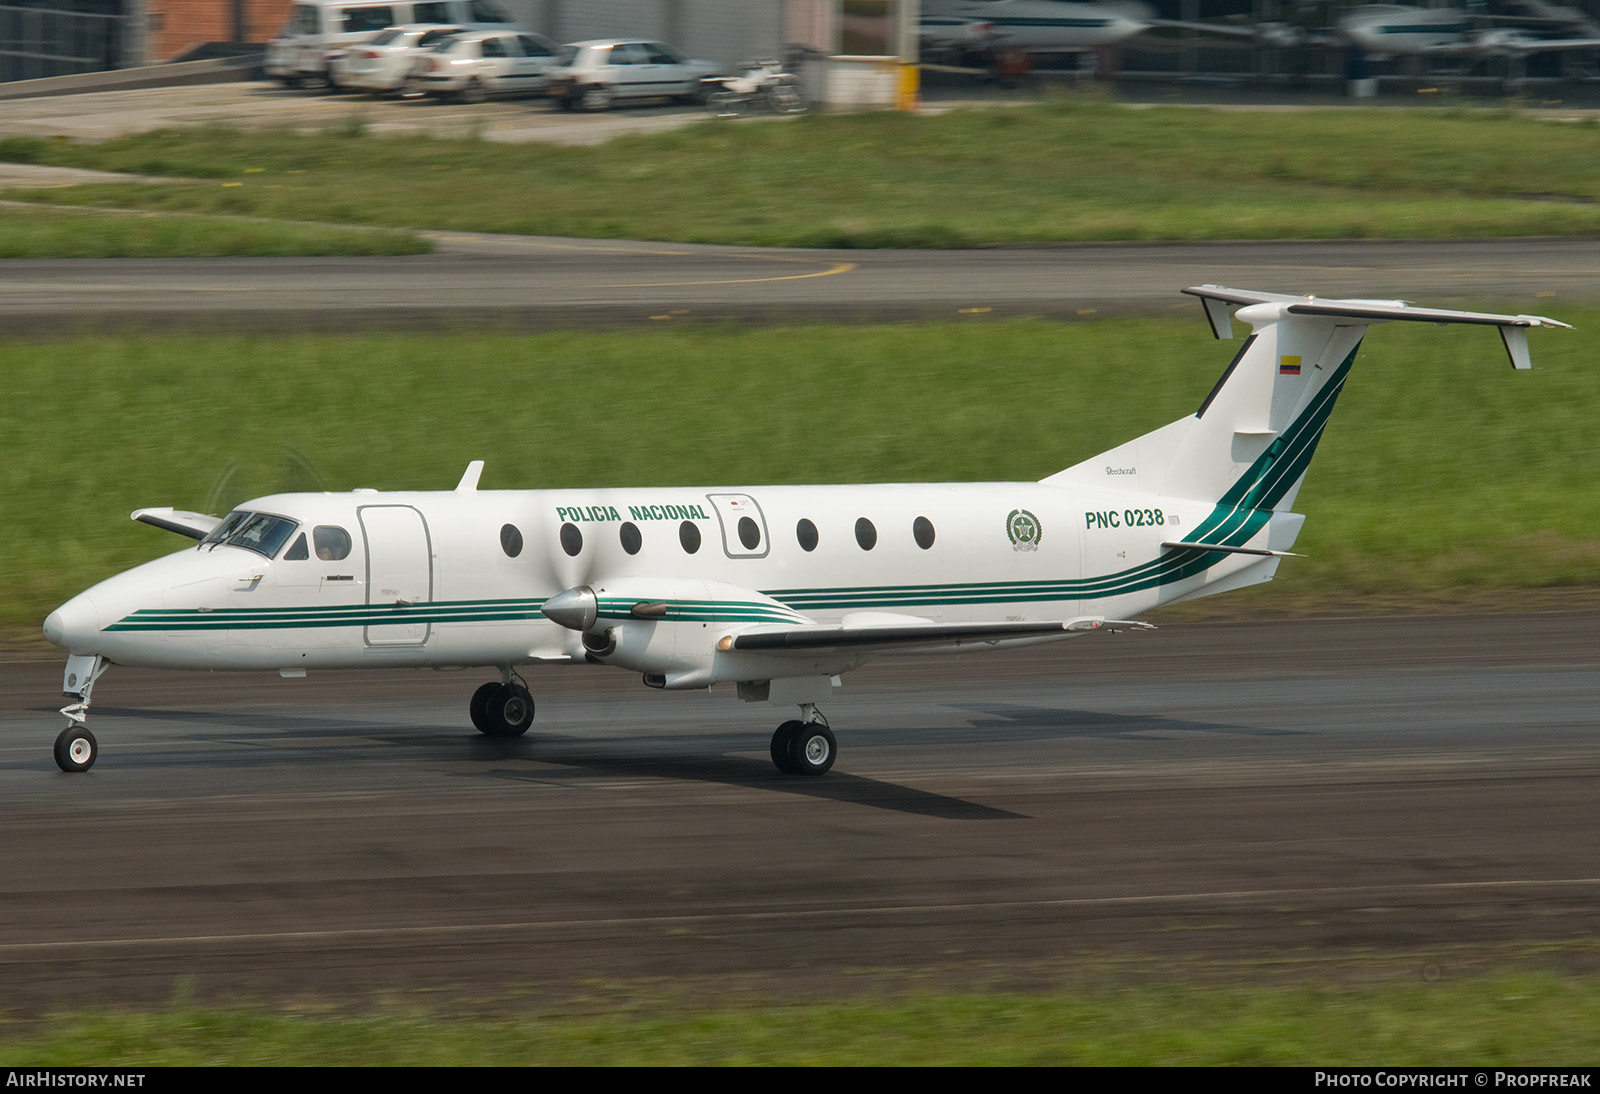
[913,516,935,550]
[620,522,642,555]
[500,523,523,558]
[560,522,583,557]
[796,518,818,552]
[855,517,877,551]
[284,533,310,561]
[314,525,353,561]
[679,520,701,554]
[338,6,396,34]
[737,516,761,551]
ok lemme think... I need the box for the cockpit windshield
[199,510,302,558]
[200,510,251,548]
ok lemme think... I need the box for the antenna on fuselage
[456,461,485,492]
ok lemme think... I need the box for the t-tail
[1043,285,1569,599]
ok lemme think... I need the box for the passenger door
[360,505,433,646]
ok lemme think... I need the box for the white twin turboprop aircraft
[42,286,1567,775]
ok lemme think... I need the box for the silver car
[330,23,463,96]
[419,29,560,103]
[547,39,727,112]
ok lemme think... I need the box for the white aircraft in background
[919,0,1154,57]
[1338,5,1600,60]
[42,287,1566,775]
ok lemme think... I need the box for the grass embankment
[0,204,429,258]
[5,102,1600,248]
[4,972,1599,1064]
[2,316,1593,641]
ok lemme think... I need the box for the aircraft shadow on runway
[951,702,1302,741]
[64,705,1028,820]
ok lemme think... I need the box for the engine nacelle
[547,577,864,689]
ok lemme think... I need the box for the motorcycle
[702,60,807,117]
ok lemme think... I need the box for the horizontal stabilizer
[728,616,1153,653]
[1162,540,1300,558]
[131,507,223,540]
[1182,285,1570,369]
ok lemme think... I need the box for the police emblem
[1006,508,1042,552]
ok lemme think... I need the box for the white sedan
[547,39,728,112]
[418,29,560,103]
[330,24,464,97]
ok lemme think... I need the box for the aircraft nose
[43,596,100,652]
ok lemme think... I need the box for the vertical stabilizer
[1044,287,1566,517]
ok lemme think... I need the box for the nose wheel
[54,726,98,772]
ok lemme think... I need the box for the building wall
[505,0,792,65]
[150,0,294,59]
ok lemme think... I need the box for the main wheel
[469,681,500,733]
[790,723,836,776]
[457,77,487,105]
[480,683,534,737]
[770,720,804,773]
[580,83,614,112]
[54,725,97,773]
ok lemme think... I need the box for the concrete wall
[505,0,793,65]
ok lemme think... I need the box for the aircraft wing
[725,615,1152,653]
[131,507,223,540]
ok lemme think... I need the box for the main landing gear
[770,704,835,776]
[54,654,109,773]
[469,671,535,737]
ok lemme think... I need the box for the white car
[546,39,727,112]
[418,29,560,102]
[329,23,463,96]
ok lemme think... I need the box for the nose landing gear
[53,654,108,773]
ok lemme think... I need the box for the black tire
[54,725,97,773]
[457,77,487,105]
[469,681,500,733]
[790,723,836,776]
[481,683,534,737]
[580,83,614,112]
[770,721,804,773]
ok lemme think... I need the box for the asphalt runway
[2,613,1597,1010]
[2,236,1597,333]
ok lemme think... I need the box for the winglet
[456,460,485,492]
[1198,295,1234,340]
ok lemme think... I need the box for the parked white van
[265,0,517,88]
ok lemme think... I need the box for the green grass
[4,972,1599,1064]
[5,102,1600,247]
[1,315,1594,641]
[0,204,430,258]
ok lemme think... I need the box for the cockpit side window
[284,533,310,561]
[313,526,353,561]
[230,513,300,558]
